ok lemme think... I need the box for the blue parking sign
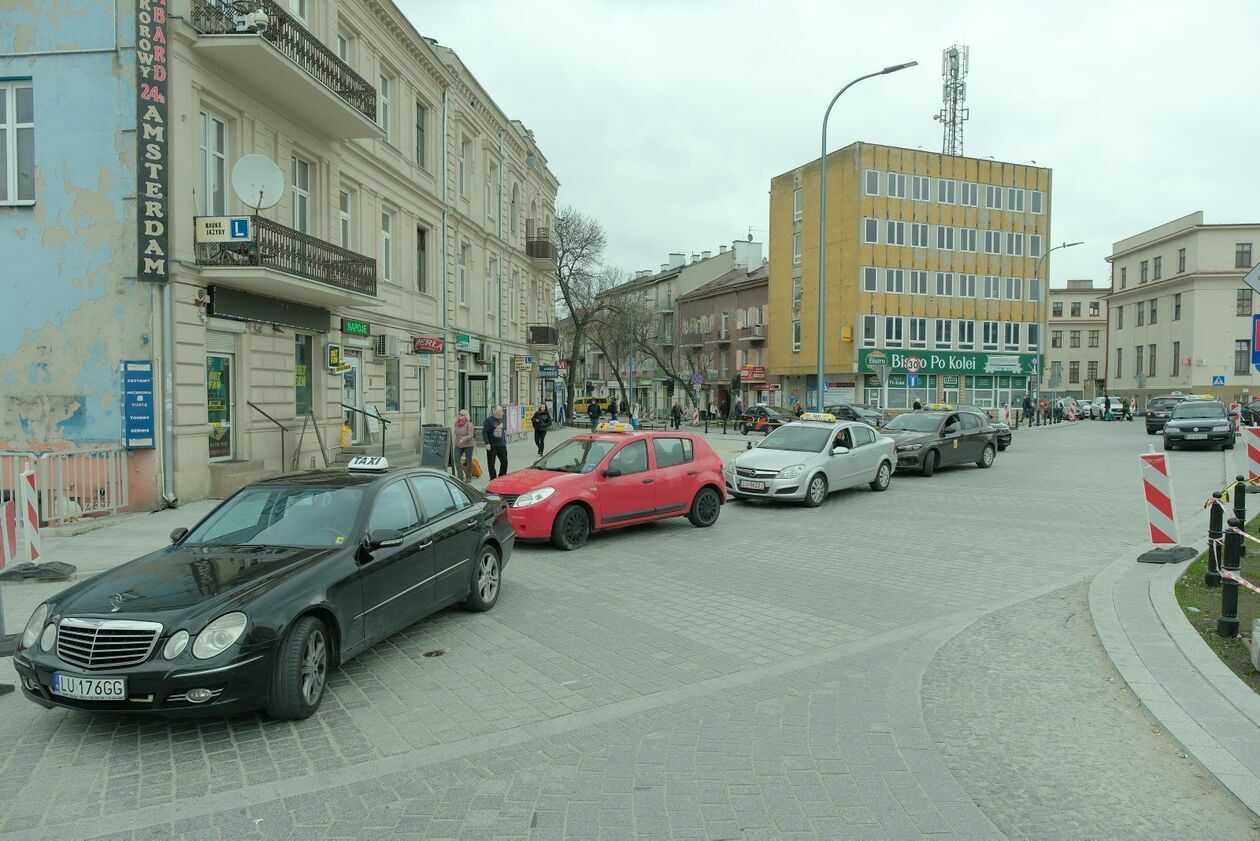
[907,373,919,387]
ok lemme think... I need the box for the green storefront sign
[858,348,1040,377]
[341,318,371,336]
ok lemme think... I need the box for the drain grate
[423,649,445,658]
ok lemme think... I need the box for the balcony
[658,331,675,346]
[738,324,766,341]
[527,324,559,346]
[707,328,731,344]
[189,0,381,140]
[654,297,675,313]
[525,219,557,262]
[681,332,704,348]
[193,215,378,308]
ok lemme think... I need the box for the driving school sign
[136,0,170,283]
[858,348,1039,377]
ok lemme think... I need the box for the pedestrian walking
[1022,394,1034,428]
[483,406,508,479]
[670,401,683,430]
[619,399,629,419]
[913,399,923,411]
[453,409,475,481]
[734,400,744,419]
[631,401,641,429]
[531,402,552,456]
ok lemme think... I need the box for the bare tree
[553,207,609,418]
[631,318,714,412]
[586,272,652,408]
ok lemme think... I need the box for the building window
[911,222,929,248]
[1007,188,1025,212]
[1175,247,1185,273]
[982,321,999,350]
[1149,297,1158,324]
[198,110,227,216]
[959,228,977,252]
[1240,289,1255,316]
[1238,340,1252,375]
[1153,255,1162,280]
[416,227,428,294]
[415,102,427,166]
[864,169,879,196]
[1171,342,1181,377]
[1148,344,1157,378]
[1068,301,1080,318]
[1006,232,1024,256]
[1030,190,1044,214]
[984,230,1002,255]
[1088,361,1098,383]
[960,182,979,206]
[1029,277,1041,302]
[909,317,927,348]
[338,189,352,248]
[792,319,801,351]
[384,356,400,413]
[863,217,878,244]
[793,277,802,309]
[1115,306,1123,329]
[510,268,519,321]
[984,275,1001,299]
[1115,347,1123,379]
[861,315,876,347]
[1005,277,1022,301]
[486,254,498,313]
[885,268,904,293]
[379,211,393,281]
[458,242,469,305]
[1136,301,1144,326]
[1120,267,1127,288]
[936,272,954,296]
[1134,346,1143,378]
[887,172,906,198]
[884,316,903,347]
[336,31,351,63]
[289,0,308,23]
[378,74,392,140]
[1003,322,1021,350]
[793,231,802,265]
[1028,323,1040,351]
[1238,243,1253,269]
[937,179,956,204]
[1173,293,1181,320]
[862,266,877,292]
[291,156,310,233]
[1089,301,1100,317]
[1052,302,1063,318]
[909,270,928,295]
[985,184,1003,209]
[793,187,802,220]
[935,318,953,349]
[912,175,930,201]
[1089,330,1099,348]
[1069,361,1080,384]
[958,320,975,349]
[459,137,470,196]
[936,226,955,250]
[886,220,905,245]
[1069,330,1080,348]
[1140,260,1148,283]
[1051,330,1062,349]
[295,334,313,416]
[958,273,976,297]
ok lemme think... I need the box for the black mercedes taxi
[13,458,514,719]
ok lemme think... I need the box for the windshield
[758,425,833,453]
[1172,403,1226,419]
[185,486,365,548]
[536,438,616,473]
[884,413,943,433]
[1148,398,1181,411]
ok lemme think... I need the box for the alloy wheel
[477,552,500,603]
[300,630,327,706]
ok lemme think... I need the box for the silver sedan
[723,417,896,507]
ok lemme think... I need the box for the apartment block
[1046,280,1107,400]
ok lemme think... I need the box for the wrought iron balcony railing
[525,218,557,261]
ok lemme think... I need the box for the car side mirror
[602,467,622,478]
[367,528,404,550]
[831,446,849,455]
[169,527,188,544]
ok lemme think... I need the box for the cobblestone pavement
[0,420,1251,839]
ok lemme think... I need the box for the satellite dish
[231,154,284,212]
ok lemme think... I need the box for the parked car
[725,413,895,506]
[882,407,999,476]
[1145,394,1188,434]
[486,423,725,550]
[735,404,796,435]
[955,404,1013,450]
[13,458,512,719]
[824,404,888,428]
[1163,398,1235,450]
[1239,400,1260,427]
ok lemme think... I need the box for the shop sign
[539,364,560,378]
[195,216,251,243]
[455,334,481,353]
[943,375,960,388]
[121,360,155,449]
[858,348,1039,377]
[327,343,342,369]
[135,0,170,283]
[515,355,533,371]
[413,336,444,353]
[341,318,371,336]
[740,365,767,382]
[556,360,569,371]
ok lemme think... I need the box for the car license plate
[52,673,127,701]
[738,480,767,491]
[1185,433,1207,441]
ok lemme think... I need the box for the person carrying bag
[453,410,476,481]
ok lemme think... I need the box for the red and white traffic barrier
[1068,404,1077,422]
[1002,405,1012,426]
[1139,453,1180,545]
[21,469,40,563]
[1246,427,1260,481]
[0,499,14,570]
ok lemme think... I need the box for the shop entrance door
[462,373,490,427]
[342,349,364,444]
[207,353,234,461]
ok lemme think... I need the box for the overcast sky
[405,0,1259,288]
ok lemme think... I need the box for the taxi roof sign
[926,403,955,411]
[799,412,837,423]
[347,456,390,472]
[595,421,633,433]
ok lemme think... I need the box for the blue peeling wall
[0,0,153,448]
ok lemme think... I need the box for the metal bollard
[1218,516,1243,638]
[1236,475,1248,558]
[1207,492,1224,588]
[704,412,710,434]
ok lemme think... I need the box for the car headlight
[40,622,57,651]
[1213,424,1230,432]
[192,612,247,660]
[898,443,924,452]
[777,464,806,479]
[514,487,556,508]
[20,603,48,650]
[163,630,190,660]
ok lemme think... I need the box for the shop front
[857,349,1040,410]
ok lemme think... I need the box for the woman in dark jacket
[531,402,552,456]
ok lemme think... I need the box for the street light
[1033,240,1083,424]
[816,61,918,411]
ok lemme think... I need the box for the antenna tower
[933,45,970,156]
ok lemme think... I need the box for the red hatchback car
[485,424,726,549]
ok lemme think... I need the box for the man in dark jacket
[531,402,551,456]
[670,402,683,430]
[619,398,629,418]
[1022,394,1034,428]
[483,406,508,479]
[588,399,601,432]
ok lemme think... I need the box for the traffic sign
[1244,264,1260,296]
[871,363,890,385]
[907,373,919,387]
[905,357,921,374]
[1213,375,1226,387]
[691,372,702,386]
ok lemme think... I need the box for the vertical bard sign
[122,360,156,448]
[136,0,170,283]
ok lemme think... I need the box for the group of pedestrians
[453,402,556,482]
[587,398,649,431]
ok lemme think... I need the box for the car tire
[265,615,329,721]
[1225,439,1235,450]
[1146,428,1155,435]
[802,473,827,507]
[921,450,938,477]
[1164,439,1175,451]
[461,544,501,611]
[551,504,591,550]
[688,486,722,527]
[869,461,892,492]
[977,444,996,469]
[739,424,747,436]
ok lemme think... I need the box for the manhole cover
[423,649,445,658]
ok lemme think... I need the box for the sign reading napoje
[136,0,170,283]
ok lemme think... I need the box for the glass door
[207,353,234,461]
[342,349,364,444]
[468,374,489,427]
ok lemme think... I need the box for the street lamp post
[816,61,918,412]
[1033,240,1083,425]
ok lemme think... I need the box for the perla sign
[858,348,1038,376]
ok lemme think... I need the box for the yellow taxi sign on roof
[799,412,837,423]
[927,403,955,411]
[596,421,633,433]
[1186,394,1215,400]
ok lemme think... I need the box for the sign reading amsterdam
[858,348,1039,377]
[136,0,170,283]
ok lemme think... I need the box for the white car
[724,413,896,507]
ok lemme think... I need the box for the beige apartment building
[676,264,770,411]
[1046,280,1107,399]
[1105,211,1258,404]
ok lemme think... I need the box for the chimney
[732,239,763,270]
[719,245,728,254]
[668,252,685,269]
[690,253,700,263]
[635,270,651,279]
[701,250,711,259]
[660,263,670,272]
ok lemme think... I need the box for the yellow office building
[769,142,1052,412]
